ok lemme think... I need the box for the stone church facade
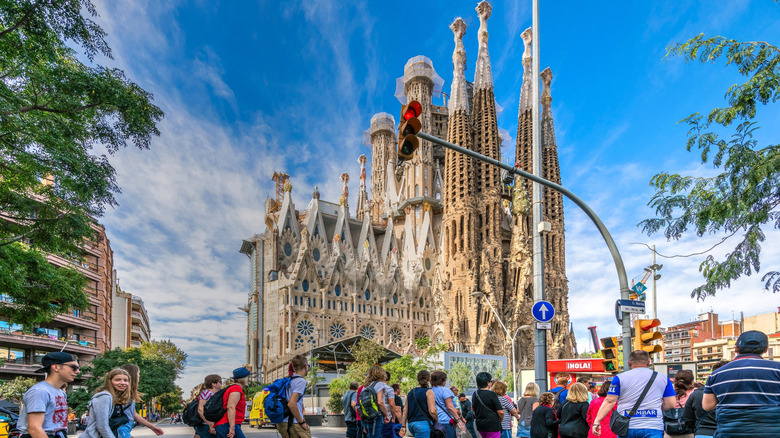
[240,1,575,382]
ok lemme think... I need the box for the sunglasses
[61,364,80,372]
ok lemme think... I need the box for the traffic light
[397,101,422,161]
[600,337,619,373]
[634,319,663,354]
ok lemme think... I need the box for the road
[130,423,348,438]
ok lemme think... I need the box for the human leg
[347,421,358,438]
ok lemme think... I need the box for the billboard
[443,352,508,390]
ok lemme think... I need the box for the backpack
[342,390,357,418]
[203,386,233,422]
[358,382,381,420]
[264,376,303,424]
[663,403,692,435]
[183,397,202,426]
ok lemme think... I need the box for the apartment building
[0,225,113,379]
[111,280,151,349]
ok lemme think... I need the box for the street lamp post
[472,291,531,402]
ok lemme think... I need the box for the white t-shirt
[286,375,307,423]
[17,381,68,434]
[608,367,675,430]
[374,382,393,414]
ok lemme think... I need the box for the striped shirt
[704,354,780,408]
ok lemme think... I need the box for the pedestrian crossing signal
[600,336,619,374]
[398,101,422,161]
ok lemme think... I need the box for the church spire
[519,27,533,111]
[474,1,493,90]
[356,154,369,221]
[449,17,469,113]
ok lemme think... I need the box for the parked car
[0,407,20,438]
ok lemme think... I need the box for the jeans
[466,421,478,438]
[442,423,455,438]
[408,421,430,438]
[195,423,217,438]
[500,430,512,438]
[347,421,359,438]
[383,421,396,438]
[622,430,663,438]
[362,416,385,438]
[215,424,246,438]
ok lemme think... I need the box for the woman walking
[81,369,135,438]
[117,364,164,438]
[399,371,437,438]
[362,366,391,438]
[586,382,615,438]
[558,383,589,438]
[194,374,223,438]
[530,393,559,438]
[516,383,539,438]
[431,371,464,438]
[491,382,519,438]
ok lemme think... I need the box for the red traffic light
[637,319,661,331]
[403,101,422,121]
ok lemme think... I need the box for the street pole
[651,245,657,319]
[417,131,634,371]
[531,0,548,393]
[473,292,517,401]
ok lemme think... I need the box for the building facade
[241,2,575,381]
[112,279,151,349]
[0,224,113,379]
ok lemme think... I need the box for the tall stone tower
[470,1,507,355]
[540,68,575,357]
[356,154,369,221]
[367,113,396,221]
[441,17,479,351]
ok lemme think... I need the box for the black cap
[736,330,768,351]
[457,393,466,398]
[35,352,76,373]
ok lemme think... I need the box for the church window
[419,298,424,308]
[360,325,376,340]
[329,323,346,341]
[425,258,431,270]
[297,320,315,336]
[284,243,292,257]
[415,206,420,220]
[294,335,304,349]
[415,185,419,197]
[313,248,321,261]
[389,328,402,344]
[335,285,341,296]
[294,296,298,306]
[392,293,398,304]
[313,225,319,237]
[424,187,428,197]
[302,280,309,292]
[327,301,331,309]
[365,289,371,300]
[424,167,428,180]
[307,298,311,306]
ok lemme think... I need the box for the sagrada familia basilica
[240,1,576,380]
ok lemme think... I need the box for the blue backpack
[263,376,303,424]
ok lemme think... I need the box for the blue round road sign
[532,300,555,322]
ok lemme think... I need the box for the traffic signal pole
[416,131,634,372]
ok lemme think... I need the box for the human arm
[445,397,462,423]
[197,398,215,432]
[701,393,718,411]
[226,391,241,438]
[426,389,438,419]
[134,412,163,435]
[90,394,116,438]
[544,408,560,427]
[287,392,307,428]
[25,413,47,438]
[592,395,617,436]
[376,388,390,423]
[682,392,698,430]
[387,392,399,422]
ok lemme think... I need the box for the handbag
[108,403,131,438]
[609,371,657,437]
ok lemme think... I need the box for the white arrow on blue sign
[532,300,555,322]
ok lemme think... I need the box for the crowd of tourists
[13,330,779,438]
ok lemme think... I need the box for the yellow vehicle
[248,389,270,428]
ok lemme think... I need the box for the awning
[309,335,402,372]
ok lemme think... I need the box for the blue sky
[88,0,780,390]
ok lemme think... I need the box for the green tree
[0,0,164,318]
[158,387,184,413]
[0,376,36,404]
[68,347,180,413]
[140,340,187,376]
[326,339,385,414]
[641,35,779,299]
[383,338,445,393]
[447,362,470,394]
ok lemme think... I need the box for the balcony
[53,313,100,331]
[131,325,149,342]
[46,254,100,280]
[0,331,98,355]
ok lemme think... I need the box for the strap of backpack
[627,371,658,418]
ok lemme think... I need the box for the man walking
[343,382,360,438]
[18,352,79,438]
[592,350,676,438]
[458,393,477,438]
[278,355,310,438]
[702,330,780,436]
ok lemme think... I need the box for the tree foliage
[641,34,779,299]
[447,362,470,394]
[0,376,36,403]
[67,347,180,413]
[0,0,163,315]
[139,339,187,377]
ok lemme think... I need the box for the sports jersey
[607,367,675,430]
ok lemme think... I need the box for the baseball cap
[735,330,768,350]
[35,352,76,373]
[232,367,254,379]
[457,393,466,398]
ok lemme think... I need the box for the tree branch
[0,0,47,39]
[0,235,26,247]
[12,102,103,115]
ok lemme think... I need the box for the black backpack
[203,386,234,422]
[183,397,202,426]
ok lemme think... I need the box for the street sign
[618,299,646,314]
[532,301,555,322]
[536,322,552,330]
[632,282,647,294]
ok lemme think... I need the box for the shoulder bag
[609,371,657,437]
[108,403,131,438]
[411,388,445,438]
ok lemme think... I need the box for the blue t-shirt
[704,354,780,408]
[431,386,454,424]
[608,368,675,430]
[17,381,68,434]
